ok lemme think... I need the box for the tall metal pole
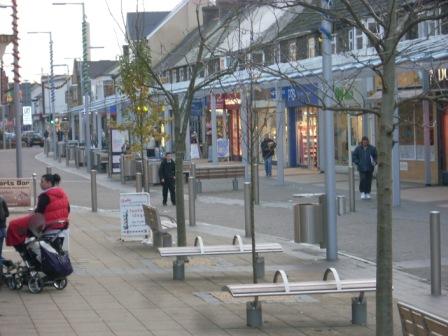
[211,93,218,163]
[321,0,337,261]
[49,32,57,160]
[81,4,92,170]
[12,0,22,177]
[240,88,249,180]
[275,83,285,185]
[421,70,431,186]
[429,211,441,296]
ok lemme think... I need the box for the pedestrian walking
[0,195,10,266]
[261,134,276,177]
[352,136,377,200]
[159,152,176,206]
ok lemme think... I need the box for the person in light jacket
[352,136,377,200]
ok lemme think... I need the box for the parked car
[22,131,44,147]
[0,131,16,148]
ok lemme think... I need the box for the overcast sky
[0,0,183,82]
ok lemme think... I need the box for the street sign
[23,106,32,126]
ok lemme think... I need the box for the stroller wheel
[6,277,17,290]
[13,274,23,290]
[53,278,68,290]
[28,275,43,294]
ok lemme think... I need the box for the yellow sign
[0,178,32,207]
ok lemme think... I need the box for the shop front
[279,84,319,168]
[206,93,241,161]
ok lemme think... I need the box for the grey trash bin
[147,159,161,185]
[293,203,323,244]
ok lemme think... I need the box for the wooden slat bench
[193,165,245,192]
[398,301,448,336]
[142,205,177,248]
[224,268,376,325]
[158,235,283,278]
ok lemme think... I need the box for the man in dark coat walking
[352,136,377,200]
[260,134,276,177]
[159,152,176,206]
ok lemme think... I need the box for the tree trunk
[174,108,187,247]
[376,55,395,336]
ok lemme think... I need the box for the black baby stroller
[3,225,73,294]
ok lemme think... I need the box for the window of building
[251,51,264,65]
[331,33,337,54]
[348,18,383,50]
[175,68,180,82]
[308,37,316,58]
[296,36,308,60]
[280,40,289,63]
[103,80,114,97]
[288,40,297,61]
[263,45,275,65]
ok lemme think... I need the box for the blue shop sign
[191,99,203,117]
[109,105,117,114]
[270,84,318,108]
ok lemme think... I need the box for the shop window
[296,107,318,167]
[399,102,435,160]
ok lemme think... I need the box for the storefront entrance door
[296,107,318,168]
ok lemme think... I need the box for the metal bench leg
[255,255,265,279]
[232,177,238,191]
[352,292,367,325]
[246,301,263,327]
[173,257,185,281]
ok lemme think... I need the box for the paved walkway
[0,148,447,335]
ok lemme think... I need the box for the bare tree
[246,0,448,334]
[125,5,246,252]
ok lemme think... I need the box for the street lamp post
[28,31,57,160]
[53,2,92,170]
[2,2,22,176]
[321,0,337,261]
[11,0,22,177]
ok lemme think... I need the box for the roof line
[146,0,190,40]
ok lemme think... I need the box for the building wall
[148,0,207,66]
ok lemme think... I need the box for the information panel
[0,178,32,207]
[119,192,150,241]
